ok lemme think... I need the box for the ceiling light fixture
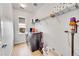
[33,3,38,6]
[20,4,26,9]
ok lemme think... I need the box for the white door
[0,4,2,56]
[0,3,14,56]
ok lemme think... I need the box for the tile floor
[11,42,32,56]
[11,42,42,56]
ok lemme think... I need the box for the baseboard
[14,41,26,45]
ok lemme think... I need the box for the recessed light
[20,4,27,9]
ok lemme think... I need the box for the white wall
[13,9,33,44]
[0,3,14,56]
[34,4,79,56]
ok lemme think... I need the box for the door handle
[2,44,7,48]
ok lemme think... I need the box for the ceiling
[12,3,44,13]
[12,3,78,14]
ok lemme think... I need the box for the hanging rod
[33,3,79,24]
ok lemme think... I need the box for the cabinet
[30,32,43,52]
